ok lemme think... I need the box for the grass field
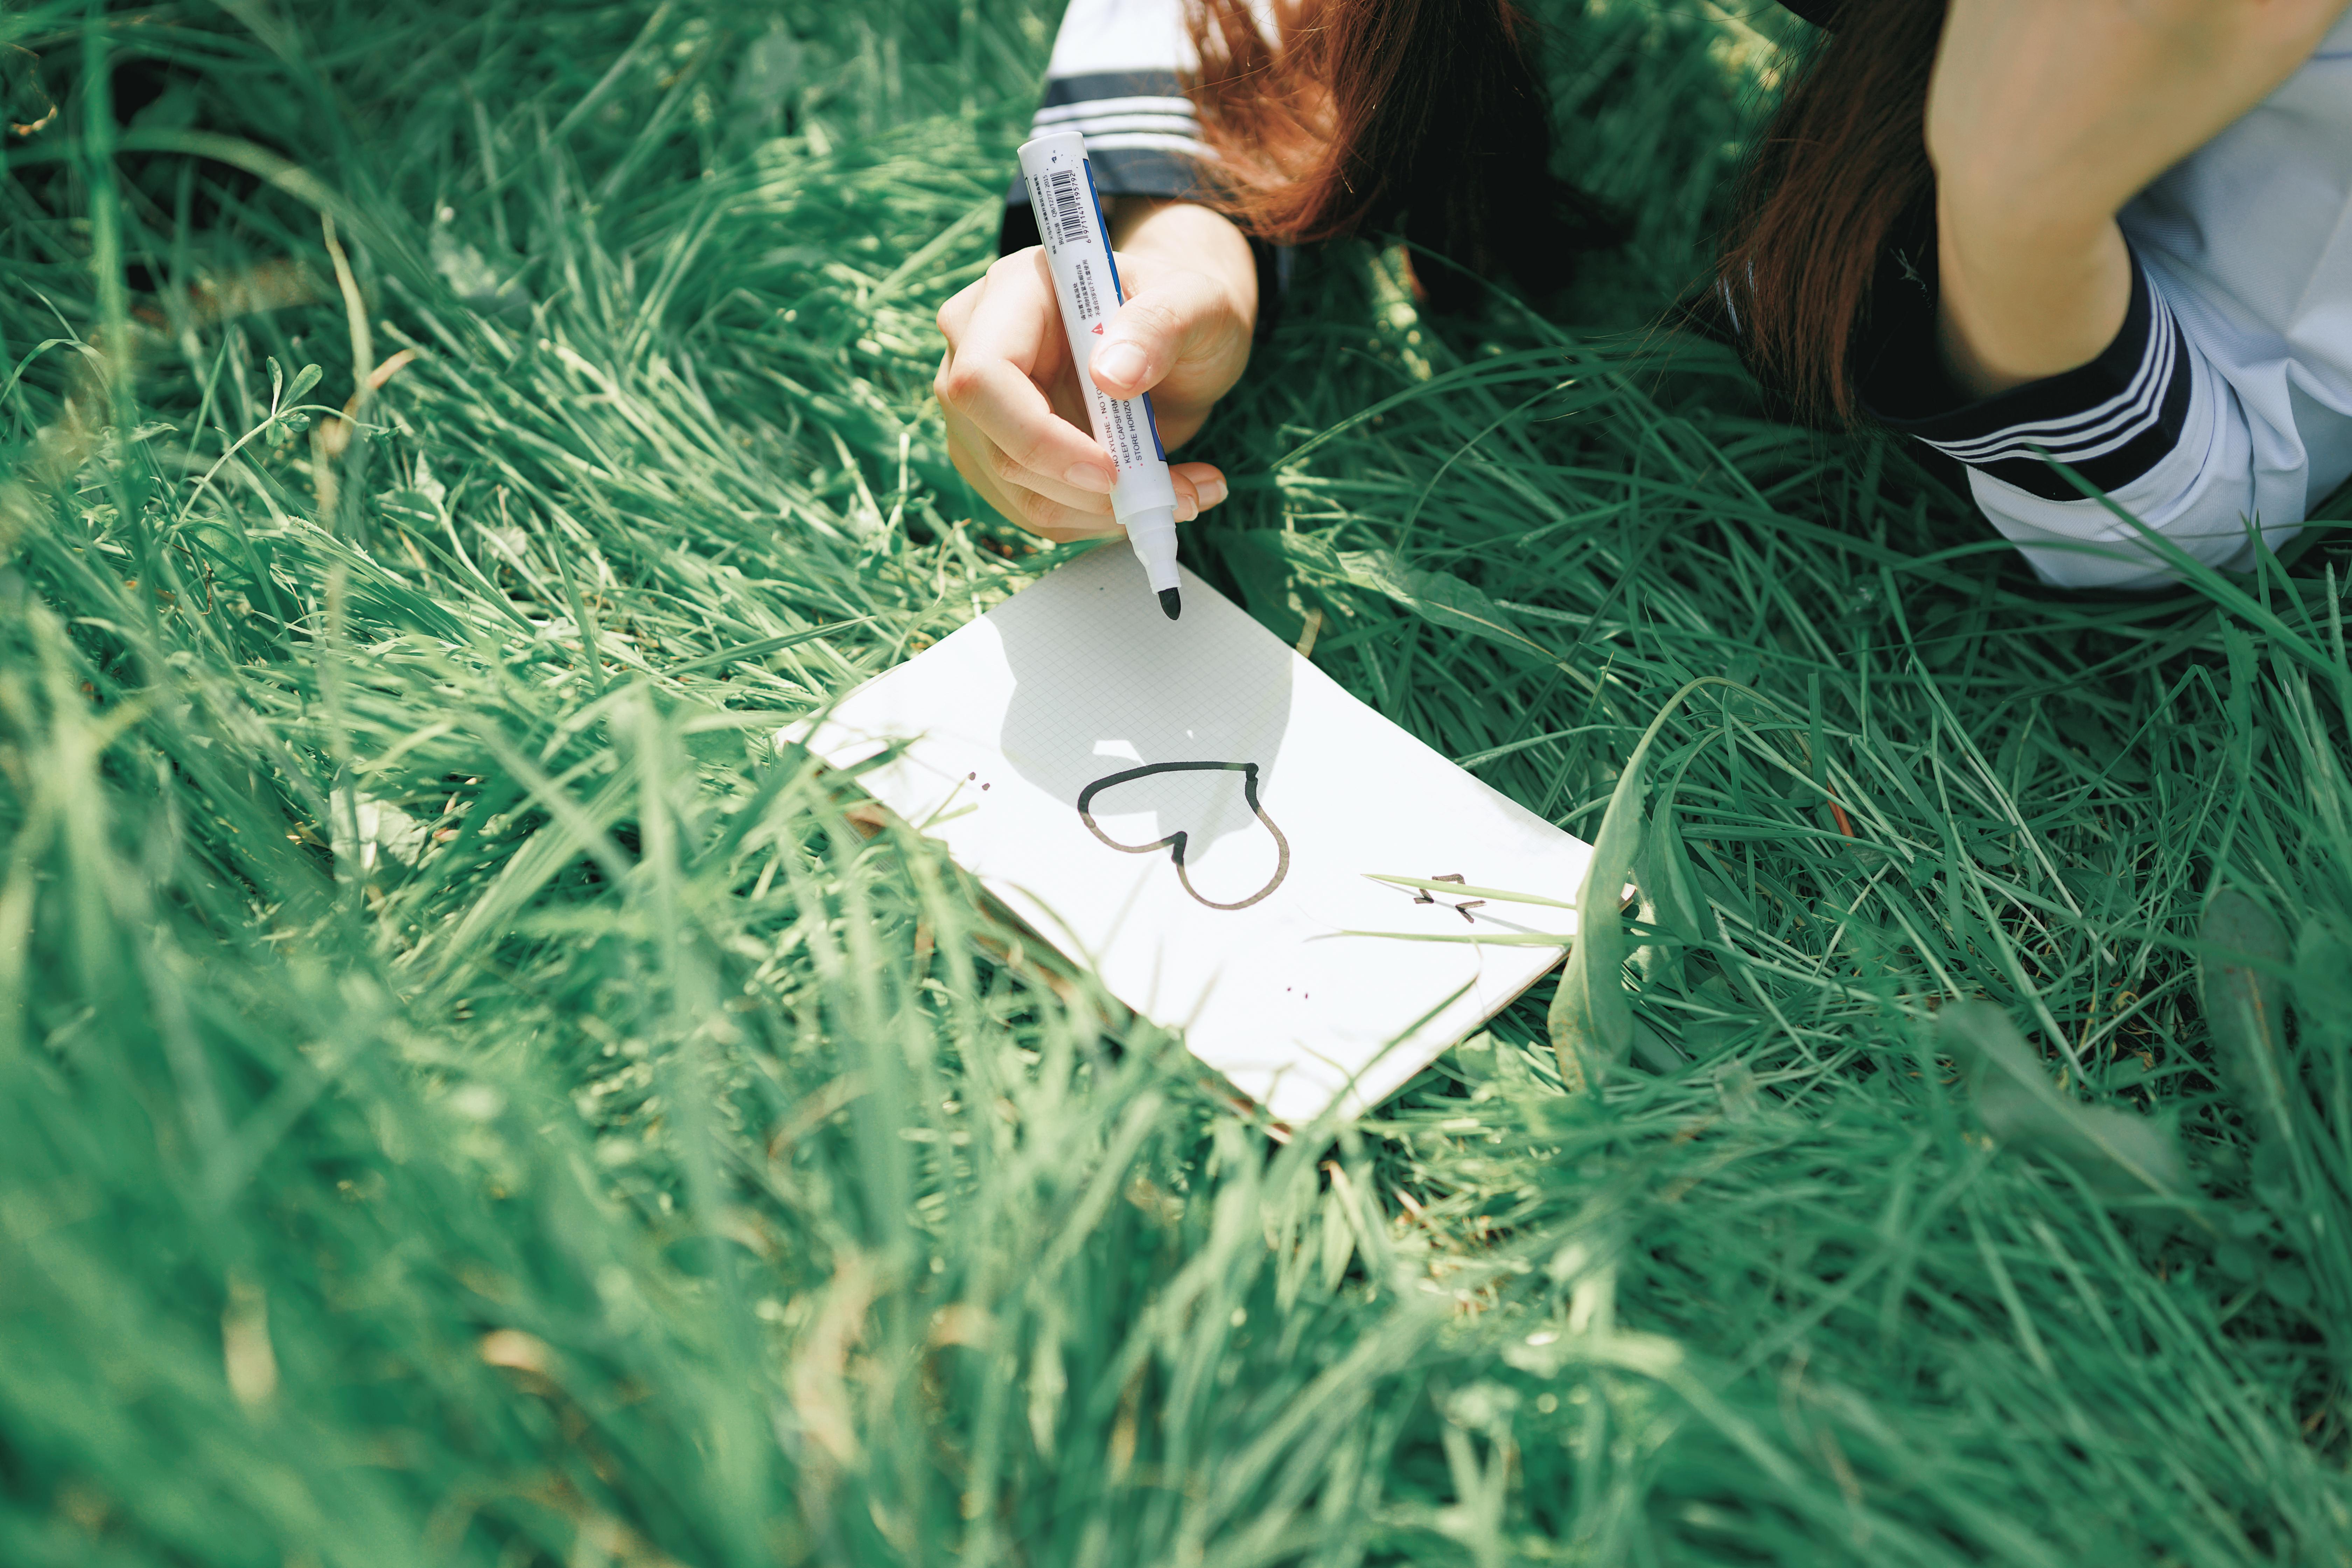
[5,2,2352,1563]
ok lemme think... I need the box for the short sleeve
[1853,223,2278,589]
[1000,0,1209,251]
[1861,239,2194,505]
[998,0,1288,345]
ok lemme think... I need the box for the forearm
[1921,0,2347,401]
[1933,184,2135,399]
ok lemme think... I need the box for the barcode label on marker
[1047,167,1088,246]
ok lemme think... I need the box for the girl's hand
[934,198,1257,543]
[1926,0,2348,395]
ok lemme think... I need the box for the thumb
[1088,269,1232,401]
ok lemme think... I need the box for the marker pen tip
[1158,588,1182,621]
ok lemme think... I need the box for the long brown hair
[1717,0,1946,423]
[1185,0,1618,311]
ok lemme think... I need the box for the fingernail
[1175,493,1199,523]
[1196,476,1228,509]
[1094,341,1147,389]
[1064,462,1116,493]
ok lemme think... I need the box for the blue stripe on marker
[1081,155,1167,461]
[1141,392,1166,460]
[1081,156,1121,302]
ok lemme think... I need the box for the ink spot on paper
[1077,761,1290,911]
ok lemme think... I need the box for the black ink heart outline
[1076,761,1291,911]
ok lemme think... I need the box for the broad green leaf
[1939,1001,2190,1200]
[1632,796,1706,993]
[1548,759,1644,1094]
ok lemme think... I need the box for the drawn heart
[1076,761,1290,911]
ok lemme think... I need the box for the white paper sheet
[796,545,1596,1124]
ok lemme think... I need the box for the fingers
[1089,264,1246,401]
[1015,462,1227,540]
[938,350,1117,500]
[943,417,1227,541]
[941,397,1121,541]
[935,250,1119,497]
[1169,463,1228,523]
[933,273,985,341]
[932,248,1236,542]
[935,250,1122,537]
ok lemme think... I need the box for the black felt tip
[1158,588,1182,621]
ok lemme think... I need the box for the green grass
[4,2,2351,1563]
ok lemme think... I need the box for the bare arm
[1927,0,2347,398]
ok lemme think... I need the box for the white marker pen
[1016,130,1184,620]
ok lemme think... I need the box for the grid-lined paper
[797,546,1596,1124]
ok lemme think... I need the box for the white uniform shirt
[999,0,1290,337]
[1003,0,1208,226]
